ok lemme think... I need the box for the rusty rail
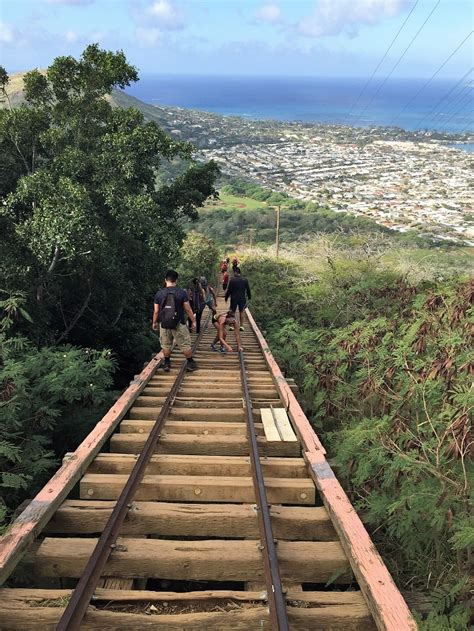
[238,349,289,631]
[56,323,208,631]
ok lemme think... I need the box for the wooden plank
[133,407,246,421]
[27,538,352,583]
[181,375,274,384]
[178,386,277,398]
[0,602,375,630]
[120,420,260,436]
[0,351,164,586]
[86,453,308,478]
[0,604,271,630]
[246,308,416,631]
[97,577,133,590]
[0,588,375,630]
[110,433,301,457]
[260,408,282,442]
[0,587,266,603]
[273,408,298,442]
[45,501,337,540]
[80,473,315,504]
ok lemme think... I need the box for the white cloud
[135,26,162,47]
[297,0,411,38]
[64,30,79,43]
[255,3,282,24]
[145,0,185,30]
[44,0,95,5]
[0,21,14,43]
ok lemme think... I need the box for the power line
[343,0,419,124]
[391,30,473,127]
[430,89,473,128]
[458,119,474,135]
[431,81,473,123]
[352,0,441,126]
[415,67,473,129]
[437,94,473,130]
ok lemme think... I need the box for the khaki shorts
[160,322,191,352]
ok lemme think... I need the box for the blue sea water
[125,75,473,134]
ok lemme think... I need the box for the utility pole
[275,204,281,258]
[248,228,256,249]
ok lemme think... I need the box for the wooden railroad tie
[0,293,416,630]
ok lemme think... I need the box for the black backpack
[192,287,205,313]
[159,289,180,329]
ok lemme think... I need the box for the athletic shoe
[220,346,226,353]
[229,325,234,331]
[239,326,245,331]
[186,358,198,372]
[163,362,171,373]
[210,343,218,352]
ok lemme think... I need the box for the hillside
[5,70,472,246]
[2,71,282,149]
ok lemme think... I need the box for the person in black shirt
[152,269,198,372]
[188,277,206,334]
[224,267,251,331]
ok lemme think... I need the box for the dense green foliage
[0,46,218,365]
[175,232,220,284]
[0,292,116,530]
[196,178,429,249]
[242,247,472,627]
[196,205,391,247]
[0,46,218,528]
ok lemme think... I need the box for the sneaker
[186,358,198,372]
[163,362,171,373]
[210,343,218,352]
[220,346,226,354]
[239,326,245,331]
[229,325,234,331]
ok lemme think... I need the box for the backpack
[159,289,180,329]
[192,287,205,313]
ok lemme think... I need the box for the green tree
[177,232,220,284]
[0,46,219,367]
[0,291,116,530]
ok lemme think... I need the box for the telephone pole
[248,228,256,249]
[275,204,281,258]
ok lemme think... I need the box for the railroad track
[0,295,416,630]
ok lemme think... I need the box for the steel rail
[57,322,208,631]
[238,349,289,631]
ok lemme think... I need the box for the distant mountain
[2,71,284,149]
[3,70,173,125]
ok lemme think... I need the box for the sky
[1,0,473,79]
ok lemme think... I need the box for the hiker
[220,259,228,273]
[222,269,229,291]
[200,276,217,315]
[188,277,206,334]
[231,256,239,273]
[211,309,242,353]
[225,266,251,331]
[152,269,198,372]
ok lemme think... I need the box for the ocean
[125,75,473,135]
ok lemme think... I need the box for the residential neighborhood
[201,132,473,245]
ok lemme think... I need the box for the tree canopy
[0,44,219,362]
[0,45,219,528]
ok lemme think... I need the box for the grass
[238,235,473,283]
[205,192,267,211]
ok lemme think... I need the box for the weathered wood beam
[45,501,337,540]
[0,352,164,586]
